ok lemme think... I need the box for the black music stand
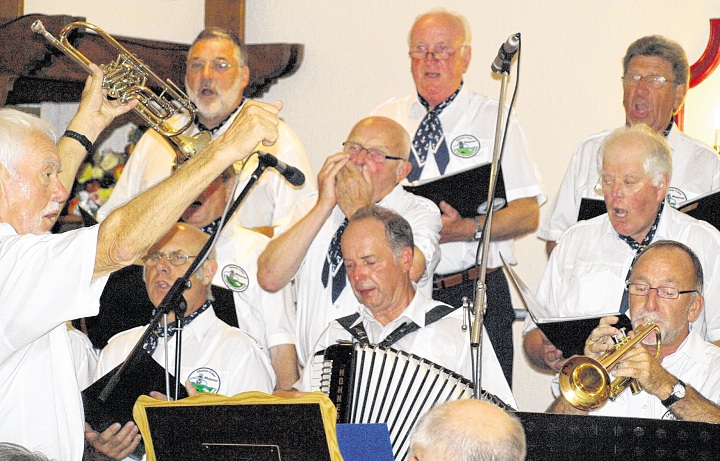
[133,392,343,461]
[517,411,720,460]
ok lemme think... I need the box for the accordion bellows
[312,342,511,460]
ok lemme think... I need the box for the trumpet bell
[558,321,661,411]
[559,356,611,411]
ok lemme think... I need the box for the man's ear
[240,65,250,89]
[202,260,218,285]
[687,293,704,324]
[396,160,413,183]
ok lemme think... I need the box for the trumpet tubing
[32,20,208,159]
[559,322,661,411]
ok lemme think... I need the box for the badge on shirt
[222,264,249,292]
[450,135,480,158]
[188,367,221,393]
[666,187,686,208]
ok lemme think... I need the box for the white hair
[0,109,57,176]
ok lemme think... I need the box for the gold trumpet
[31,20,210,160]
[558,320,661,411]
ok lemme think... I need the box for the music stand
[133,391,343,461]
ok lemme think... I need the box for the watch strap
[63,130,95,155]
[661,379,686,408]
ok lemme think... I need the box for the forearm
[95,143,238,278]
[665,385,720,423]
[258,202,333,292]
[270,344,300,391]
[480,197,539,241]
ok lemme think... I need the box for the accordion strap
[336,303,457,347]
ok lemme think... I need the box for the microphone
[257,152,306,186]
[490,33,520,74]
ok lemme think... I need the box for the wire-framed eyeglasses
[144,251,198,267]
[626,282,697,300]
[343,141,404,163]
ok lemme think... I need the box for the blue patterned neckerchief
[408,83,463,182]
[321,218,349,303]
[142,300,212,355]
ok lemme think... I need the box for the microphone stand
[99,160,272,402]
[469,58,513,400]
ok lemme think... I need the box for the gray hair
[623,35,689,86]
[409,8,472,47]
[349,205,414,258]
[0,442,50,461]
[409,400,526,461]
[597,124,672,188]
[189,27,248,67]
[0,109,57,176]
[636,240,704,294]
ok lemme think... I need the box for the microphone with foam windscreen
[490,33,521,74]
[256,152,306,186]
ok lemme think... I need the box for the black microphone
[490,33,520,74]
[257,152,306,186]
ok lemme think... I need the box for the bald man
[409,399,526,461]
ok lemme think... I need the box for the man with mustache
[97,27,315,236]
[548,240,720,421]
[540,35,720,256]
[524,125,720,374]
[0,64,281,459]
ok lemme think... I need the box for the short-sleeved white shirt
[373,87,545,271]
[0,224,107,460]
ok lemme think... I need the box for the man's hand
[335,160,374,218]
[213,100,282,163]
[583,316,623,361]
[69,64,139,142]
[524,328,567,372]
[315,152,351,211]
[608,335,673,398]
[439,201,475,243]
[85,422,141,460]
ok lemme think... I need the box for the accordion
[311,342,512,460]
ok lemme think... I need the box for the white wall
[25,0,720,412]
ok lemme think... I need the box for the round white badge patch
[451,135,480,158]
[222,264,249,292]
[666,188,686,208]
[188,367,221,393]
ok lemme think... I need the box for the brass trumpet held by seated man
[548,240,720,423]
[559,318,660,411]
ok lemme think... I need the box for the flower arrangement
[67,126,147,218]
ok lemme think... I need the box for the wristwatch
[472,216,483,241]
[661,379,686,407]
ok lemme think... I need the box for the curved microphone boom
[491,33,521,74]
[257,152,305,186]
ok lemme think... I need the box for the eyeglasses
[144,251,198,267]
[343,141,405,163]
[595,175,649,197]
[187,59,233,73]
[408,45,465,61]
[622,74,677,89]
[626,282,697,300]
